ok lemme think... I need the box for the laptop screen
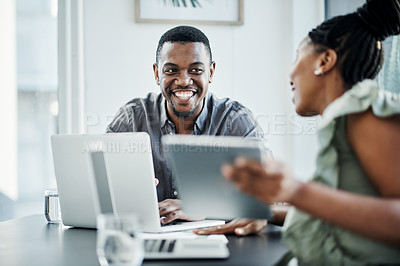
[91,151,114,214]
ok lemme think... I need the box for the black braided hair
[156,25,212,65]
[308,0,400,88]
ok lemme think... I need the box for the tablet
[162,135,272,220]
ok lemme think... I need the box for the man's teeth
[174,91,194,99]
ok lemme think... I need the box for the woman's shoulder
[346,108,400,197]
[319,80,400,130]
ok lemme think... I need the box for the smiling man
[107,26,271,227]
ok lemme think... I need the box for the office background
[0,0,366,221]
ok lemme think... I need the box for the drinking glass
[96,213,144,266]
[44,188,61,223]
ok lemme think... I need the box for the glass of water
[44,188,61,223]
[97,213,144,266]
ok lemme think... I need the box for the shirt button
[173,191,178,196]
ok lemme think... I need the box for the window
[0,0,58,221]
[325,0,399,93]
[377,35,400,94]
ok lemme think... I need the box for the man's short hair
[156,25,212,65]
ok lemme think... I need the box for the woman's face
[289,38,324,116]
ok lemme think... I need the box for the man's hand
[192,218,267,236]
[158,199,203,225]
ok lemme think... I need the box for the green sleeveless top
[282,80,400,265]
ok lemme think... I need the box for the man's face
[153,42,215,119]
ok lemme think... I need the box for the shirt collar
[193,93,210,134]
[160,96,174,131]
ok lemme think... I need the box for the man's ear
[153,63,160,85]
[315,49,337,75]
[209,61,216,83]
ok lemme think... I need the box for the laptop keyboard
[145,239,176,253]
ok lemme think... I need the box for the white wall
[65,0,324,180]
[290,0,324,180]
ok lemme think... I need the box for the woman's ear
[315,49,337,76]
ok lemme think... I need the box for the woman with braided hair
[219,0,400,264]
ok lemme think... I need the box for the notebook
[162,135,272,220]
[51,133,225,232]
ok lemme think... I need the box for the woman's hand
[221,158,302,204]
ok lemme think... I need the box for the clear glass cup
[96,213,144,266]
[44,188,61,223]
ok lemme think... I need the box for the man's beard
[170,102,197,118]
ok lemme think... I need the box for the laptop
[51,133,224,232]
[162,135,272,220]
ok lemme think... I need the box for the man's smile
[171,89,196,102]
